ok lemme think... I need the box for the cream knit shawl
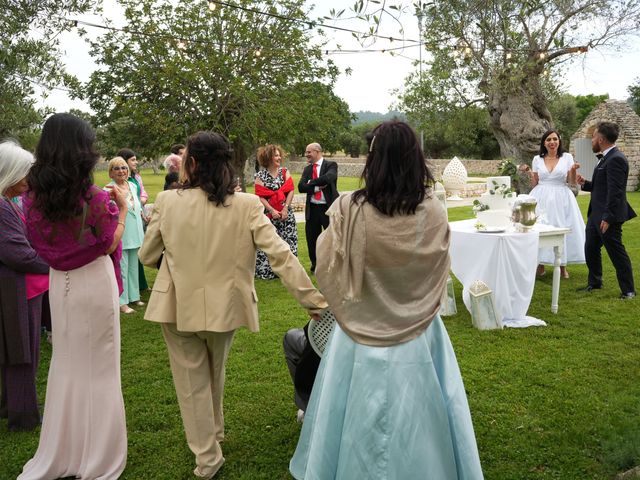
[316,191,450,347]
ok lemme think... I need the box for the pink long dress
[19,186,127,480]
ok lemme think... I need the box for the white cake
[475,176,515,227]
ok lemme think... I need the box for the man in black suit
[298,143,339,272]
[577,121,636,299]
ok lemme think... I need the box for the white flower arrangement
[488,180,515,198]
[474,220,487,231]
[472,199,489,215]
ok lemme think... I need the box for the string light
[61,15,590,60]
[207,0,419,43]
[255,49,262,57]
[208,1,216,11]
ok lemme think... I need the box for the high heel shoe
[561,268,569,279]
[536,265,546,277]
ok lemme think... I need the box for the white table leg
[551,244,562,314]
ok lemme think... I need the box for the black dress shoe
[310,265,316,273]
[576,285,602,292]
[619,292,636,300]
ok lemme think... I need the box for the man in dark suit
[298,143,339,272]
[577,121,636,299]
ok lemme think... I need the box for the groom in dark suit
[298,143,339,272]
[577,121,636,299]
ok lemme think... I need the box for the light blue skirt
[289,316,483,480]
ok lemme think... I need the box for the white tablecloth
[449,220,544,327]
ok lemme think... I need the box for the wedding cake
[474,176,515,228]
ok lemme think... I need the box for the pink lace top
[23,185,123,294]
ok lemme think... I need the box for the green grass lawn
[2,173,639,479]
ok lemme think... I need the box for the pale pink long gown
[19,187,127,480]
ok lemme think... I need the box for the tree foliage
[628,77,640,115]
[400,74,500,158]
[84,0,348,173]
[547,92,608,147]
[0,0,97,144]
[334,0,640,160]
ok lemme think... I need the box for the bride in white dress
[527,129,586,278]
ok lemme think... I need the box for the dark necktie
[596,154,604,160]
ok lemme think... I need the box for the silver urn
[511,198,537,231]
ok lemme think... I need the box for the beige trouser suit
[139,189,326,478]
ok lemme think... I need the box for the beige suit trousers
[161,323,235,478]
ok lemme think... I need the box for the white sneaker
[120,305,134,314]
[296,409,305,424]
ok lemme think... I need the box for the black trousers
[283,328,309,411]
[305,203,330,269]
[585,217,635,294]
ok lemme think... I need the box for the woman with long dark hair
[290,120,483,479]
[19,113,128,480]
[525,129,586,278]
[139,131,326,479]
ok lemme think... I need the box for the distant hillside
[353,110,407,125]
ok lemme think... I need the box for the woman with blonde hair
[106,156,145,313]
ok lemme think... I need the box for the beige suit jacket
[139,189,327,332]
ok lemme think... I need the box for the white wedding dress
[530,153,586,265]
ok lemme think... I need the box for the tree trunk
[487,77,552,163]
[231,140,248,191]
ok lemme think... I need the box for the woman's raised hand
[109,184,128,211]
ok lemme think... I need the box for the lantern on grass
[438,275,457,316]
[469,280,502,330]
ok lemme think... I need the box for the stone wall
[285,157,503,179]
[571,99,640,191]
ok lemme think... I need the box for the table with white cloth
[448,220,570,327]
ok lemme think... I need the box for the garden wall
[285,157,503,179]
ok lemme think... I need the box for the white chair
[307,309,337,356]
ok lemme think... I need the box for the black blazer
[298,159,339,220]
[582,147,636,223]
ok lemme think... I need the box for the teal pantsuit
[108,180,145,306]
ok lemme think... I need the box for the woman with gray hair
[0,140,49,431]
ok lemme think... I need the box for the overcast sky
[37,0,640,114]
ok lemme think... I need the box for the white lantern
[469,280,502,330]
[442,156,467,201]
[438,275,457,316]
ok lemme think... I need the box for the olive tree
[337,0,640,160]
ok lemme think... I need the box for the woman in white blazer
[139,131,327,480]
